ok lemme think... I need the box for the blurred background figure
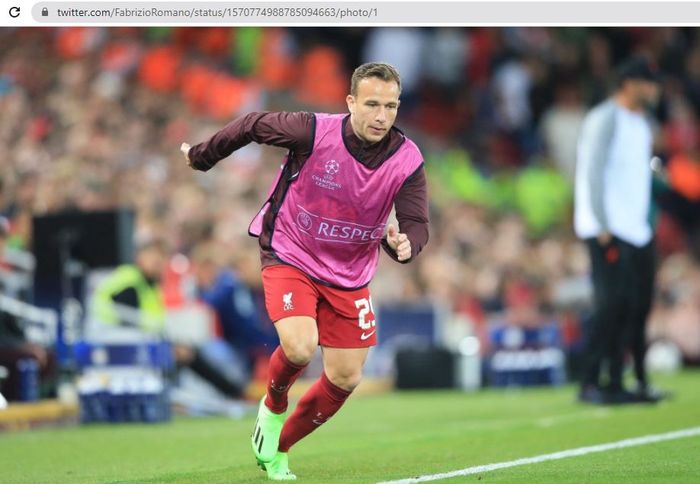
[91,238,245,400]
[540,80,587,182]
[0,171,39,251]
[190,241,278,396]
[574,56,662,404]
[0,216,57,401]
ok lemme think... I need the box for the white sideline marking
[377,426,700,483]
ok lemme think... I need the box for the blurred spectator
[582,32,614,105]
[362,28,425,104]
[493,54,532,133]
[663,151,700,259]
[295,46,347,108]
[682,44,700,115]
[1,171,39,250]
[514,161,572,235]
[0,216,57,401]
[656,86,700,259]
[423,28,469,93]
[492,53,540,159]
[648,254,700,364]
[190,242,278,388]
[92,238,245,399]
[539,81,587,181]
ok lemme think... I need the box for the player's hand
[387,224,411,261]
[180,142,192,167]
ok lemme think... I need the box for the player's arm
[181,112,314,171]
[382,165,429,263]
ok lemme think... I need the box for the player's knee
[281,337,317,365]
[327,368,363,391]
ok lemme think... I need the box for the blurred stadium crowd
[1,26,700,389]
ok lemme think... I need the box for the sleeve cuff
[188,146,215,172]
[381,237,412,264]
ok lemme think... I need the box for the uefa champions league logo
[313,160,342,190]
[325,159,339,175]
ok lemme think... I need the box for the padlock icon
[42,7,48,16]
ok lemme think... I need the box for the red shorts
[262,264,377,348]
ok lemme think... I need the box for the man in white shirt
[574,56,661,404]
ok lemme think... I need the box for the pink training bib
[250,113,423,289]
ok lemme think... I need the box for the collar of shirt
[340,114,405,169]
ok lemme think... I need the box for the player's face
[347,77,401,144]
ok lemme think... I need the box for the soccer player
[181,63,429,480]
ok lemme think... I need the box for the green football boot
[251,397,287,463]
[259,452,296,481]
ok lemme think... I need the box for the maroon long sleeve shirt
[188,111,429,271]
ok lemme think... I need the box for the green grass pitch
[2,370,699,483]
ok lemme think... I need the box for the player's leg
[267,316,319,411]
[278,286,375,453]
[322,346,369,391]
[263,345,367,481]
[278,346,368,452]
[254,316,318,463]
[253,266,319,466]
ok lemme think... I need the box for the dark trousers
[582,237,655,390]
[176,349,243,399]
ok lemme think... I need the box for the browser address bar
[34,2,381,23]
[29,2,700,25]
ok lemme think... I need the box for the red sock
[278,372,352,452]
[265,346,307,414]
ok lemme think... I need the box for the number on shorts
[354,297,375,330]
